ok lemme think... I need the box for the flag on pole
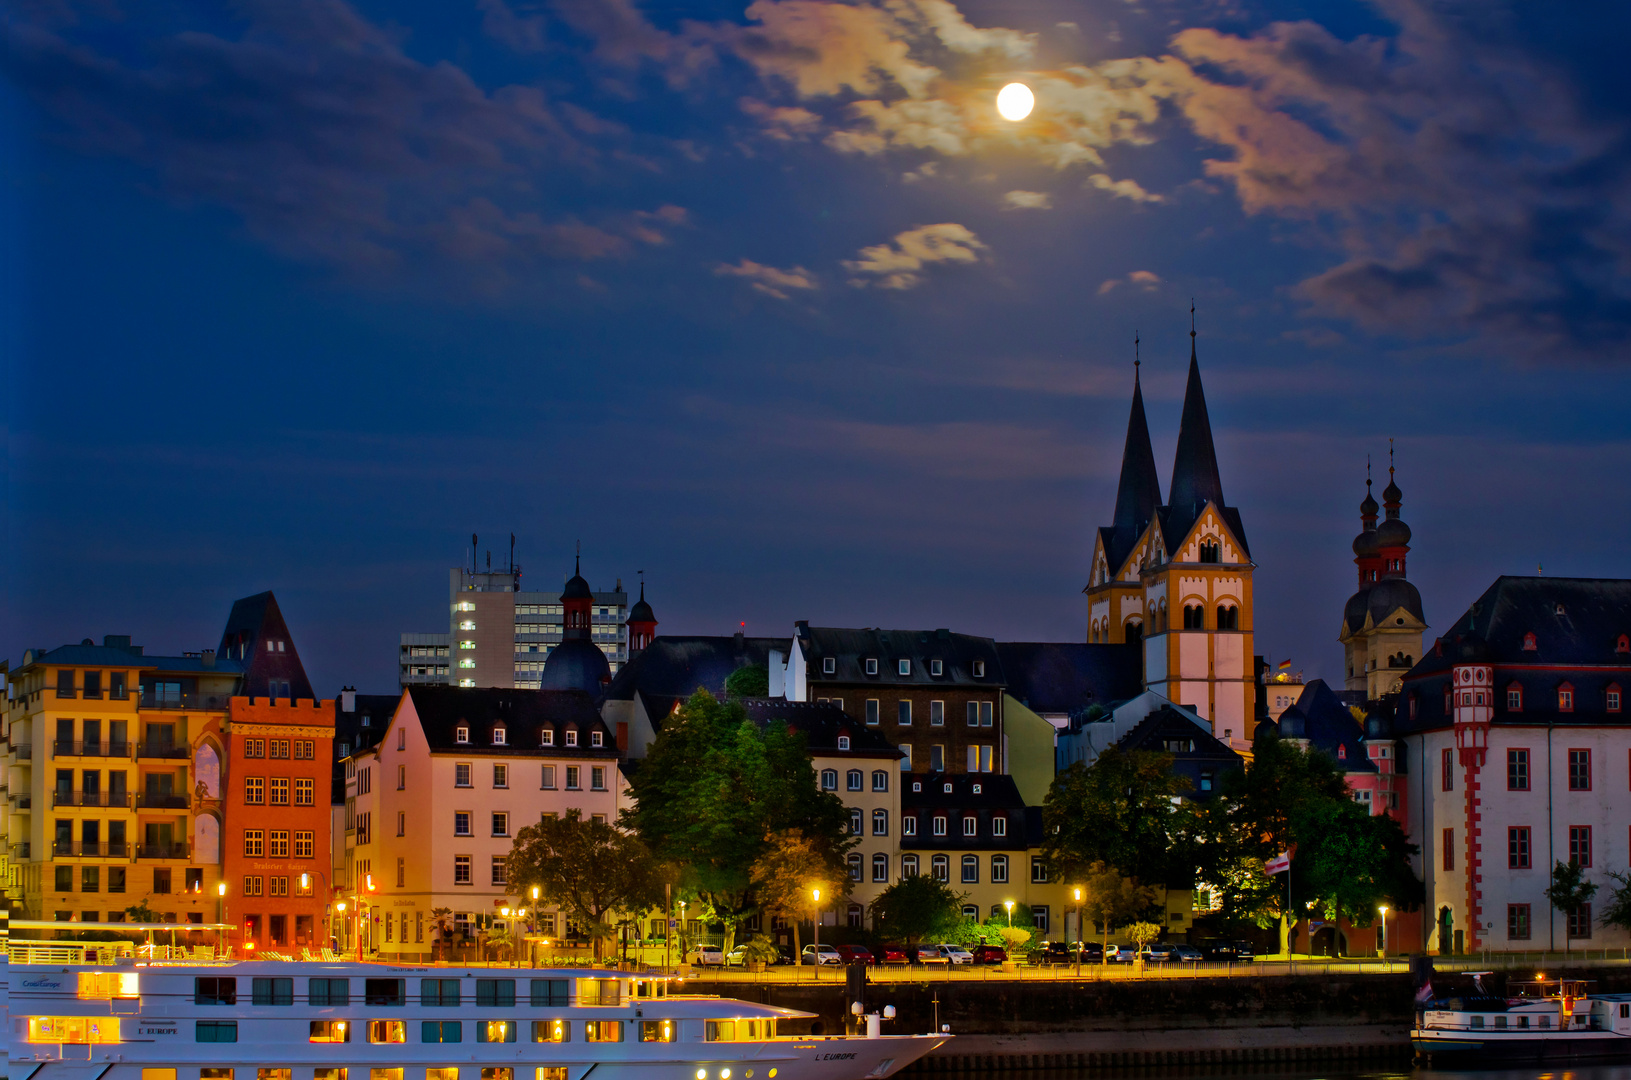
[1278,659,1292,670]
[1265,851,1291,875]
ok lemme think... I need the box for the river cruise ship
[2,958,948,1080]
[1413,974,1631,1064]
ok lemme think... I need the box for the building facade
[1340,459,1427,701]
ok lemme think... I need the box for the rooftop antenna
[509,533,515,573]
[471,533,478,575]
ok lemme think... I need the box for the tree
[624,690,852,945]
[1077,861,1157,963]
[749,829,850,958]
[1127,921,1163,962]
[1042,747,1194,886]
[429,908,455,961]
[870,874,963,947]
[124,901,159,922]
[1546,860,1598,957]
[1599,870,1631,932]
[507,809,663,959]
[725,665,770,698]
[1295,798,1423,934]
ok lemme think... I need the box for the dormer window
[1507,684,1523,711]
[1559,684,1575,712]
[455,726,470,744]
[838,735,851,751]
[492,725,507,746]
[540,728,554,747]
[943,783,952,793]
[912,781,922,792]
[972,660,985,678]
[565,728,578,747]
[1556,603,1566,616]
[1617,635,1630,655]
[865,658,878,676]
[1337,745,1347,760]
[898,659,911,676]
[591,730,604,748]
[1608,684,1622,713]
[972,783,982,794]
[823,657,835,674]
[1523,632,1538,651]
[931,659,943,676]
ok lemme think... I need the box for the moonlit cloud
[714,258,820,299]
[1097,270,1162,295]
[843,223,986,289]
[1003,190,1052,210]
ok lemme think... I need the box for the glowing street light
[996,83,1034,121]
[1378,905,1390,959]
[1004,900,1014,927]
[813,888,823,976]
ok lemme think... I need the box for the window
[865,658,878,676]
[533,1020,572,1044]
[898,659,911,675]
[1569,904,1593,940]
[1560,685,1575,712]
[253,978,294,1006]
[872,770,888,791]
[902,815,917,837]
[493,764,508,788]
[245,777,264,805]
[900,744,911,769]
[1509,826,1531,869]
[1508,904,1531,940]
[295,778,315,805]
[454,812,471,837]
[1570,825,1593,868]
[992,815,1007,837]
[454,856,471,885]
[268,831,289,858]
[1508,749,1530,791]
[455,763,472,787]
[930,700,944,726]
[585,1022,623,1043]
[991,854,1009,883]
[1570,749,1591,790]
[980,702,993,727]
[1508,685,1523,711]
[1031,856,1048,883]
[270,778,289,805]
[245,739,265,759]
[455,726,470,744]
[931,855,949,881]
[640,1021,676,1043]
[837,736,850,750]
[244,830,264,858]
[847,853,862,882]
[195,978,238,1005]
[476,979,516,1007]
[850,808,863,835]
[823,657,835,675]
[865,700,879,725]
[592,730,604,748]
[367,1021,406,1044]
[898,700,911,726]
[1610,685,1623,713]
[591,766,606,791]
[966,702,979,727]
[847,769,863,791]
[1032,905,1050,933]
[820,769,837,790]
[932,815,947,837]
[972,660,985,678]
[872,854,888,882]
[902,854,920,877]
[1216,605,1238,630]
[1442,828,1454,871]
[566,766,580,790]
[955,854,977,883]
[492,812,509,837]
[196,1021,238,1043]
[872,809,888,835]
[962,815,977,837]
[540,728,554,747]
[531,979,569,1007]
[1183,604,1205,630]
[1442,748,1454,792]
[421,1021,462,1044]
[310,979,350,1006]
[309,1021,350,1043]
[541,765,556,790]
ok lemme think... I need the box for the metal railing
[52,791,132,808]
[134,792,190,809]
[52,740,133,759]
[136,741,188,759]
[51,840,131,858]
[13,743,32,760]
[13,795,32,809]
[139,692,232,711]
[135,842,190,860]
[11,843,30,860]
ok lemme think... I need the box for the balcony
[51,840,131,858]
[136,742,188,760]
[135,842,189,860]
[13,744,32,761]
[10,842,29,860]
[139,691,232,711]
[53,740,133,760]
[134,792,190,810]
[11,794,32,810]
[53,791,132,808]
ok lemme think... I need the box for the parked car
[1172,944,1203,963]
[833,945,875,965]
[687,944,724,967]
[1107,944,1137,964]
[934,943,975,965]
[875,944,911,965]
[775,945,798,966]
[969,944,1008,965]
[1202,940,1257,962]
[1140,943,1177,963]
[1036,941,1105,965]
[802,944,843,966]
[914,944,949,964]
[725,946,749,967]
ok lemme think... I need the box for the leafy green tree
[748,829,849,957]
[507,809,663,959]
[1042,747,1194,886]
[124,901,159,922]
[725,665,770,698]
[1546,860,1598,957]
[624,690,852,946]
[1599,870,1631,932]
[429,908,455,961]
[870,874,964,947]
[1127,921,1163,960]
[1077,861,1157,962]
[1295,797,1423,933]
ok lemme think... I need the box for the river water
[974,1069,1631,1080]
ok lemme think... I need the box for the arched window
[846,853,862,882]
[1216,605,1238,630]
[1523,632,1538,651]
[847,769,863,791]
[872,770,889,792]
[931,855,950,882]
[901,854,920,878]
[1199,540,1221,563]
[961,905,979,920]
[1183,604,1205,630]
[847,904,863,929]
[1125,621,1144,646]
[871,854,888,882]
[849,808,863,834]
[961,855,979,883]
[991,855,1009,883]
[820,769,838,791]
[872,809,888,835]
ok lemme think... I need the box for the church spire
[1111,338,1162,543]
[1167,308,1225,531]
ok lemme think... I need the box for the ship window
[476,979,516,1007]
[585,1021,624,1043]
[370,1071,404,1080]
[143,1072,177,1080]
[427,1071,458,1080]
[1541,1016,1551,1029]
[201,1072,234,1080]
[421,979,461,1007]
[532,1020,571,1043]
[310,979,350,1006]
[1519,1017,1530,1028]
[483,1071,514,1080]
[422,1021,462,1043]
[366,979,406,1006]
[531,979,569,1007]
[707,1021,738,1041]
[309,1021,350,1043]
[477,1021,517,1043]
[1470,1016,1484,1029]
[195,977,237,1006]
[1495,1016,1507,1029]
[196,1021,239,1043]
[538,1071,568,1080]
[253,978,293,1006]
[367,1020,407,1043]
[578,979,620,1006]
[640,1020,677,1043]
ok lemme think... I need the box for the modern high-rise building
[398,559,629,689]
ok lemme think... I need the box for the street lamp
[1073,888,1083,977]
[300,869,335,952]
[217,882,228,957]
[529,887,541,967]
[812,888,822,976]
[1004,900,1014,927]
[1378,905,1390,959]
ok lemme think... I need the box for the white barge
[1413,974,1631,1064]
[1,958,947,1080]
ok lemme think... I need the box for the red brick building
[223,695,334,951]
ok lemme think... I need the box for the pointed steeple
[1167,312,1226,529]
[1112,346,1162,542]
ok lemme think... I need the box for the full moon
[996,83,1034,121]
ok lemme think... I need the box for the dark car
[1034,941,1102,966]
[969,944,1007,964]
[875,944,910,965]
[833,945,875,965]
[1202,940,1257,962]
[775,945,798,966]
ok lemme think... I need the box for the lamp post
[1073,888,1083,977]
[530,886,541,967]
[812,888,822,978]
[1378,905,1390,960]
[300,869,334,953]
[217,882,228,958]
[678,900,688,965]
[336,902,347,956]
[1004,900,1014,927]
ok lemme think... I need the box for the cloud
[1086,172,1162,203]
[715,258,819,299]
[1097,270,1162,295]
[1003,190,1052,210]
[843,223,986,289]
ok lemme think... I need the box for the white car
[934,944,974,965]
[686,944,724,967]
[802,944,843,966]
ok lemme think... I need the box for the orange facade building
[222,695,334,952]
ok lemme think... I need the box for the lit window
[492,727,506,746]
[898,659,910,676]
[455,727,469,744]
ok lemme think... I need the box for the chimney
[341,687,356,712]
[201,649,216,669]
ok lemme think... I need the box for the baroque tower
[1085,327,1256,743]
[1339,449,1427,701]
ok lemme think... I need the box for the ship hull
[1413,1031,1631,1065]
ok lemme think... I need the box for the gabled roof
[402,685,615,756]
[740,699,902,757]
[995,642,1143,716]
[604,634,783,703]
[1275,679,1375,772]
[901,772,1025,810]
[332,692,401,803]
[218,591,315,701]
[797,626,1003,687]
[1105,366,1163,573]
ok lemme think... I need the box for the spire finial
[1367,453,1372,487]
[1134,331,1140,371]
[1388,437,1395,480]
[575,539,581,575]
[638,569,645,600]
[1190,299,1196,339]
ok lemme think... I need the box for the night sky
[4,0,1630,694]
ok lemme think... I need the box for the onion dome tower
[628,580,657,656]
[540,549,612,695]
[1339,444,1426,701]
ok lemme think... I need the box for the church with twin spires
[1085,331,1257,745]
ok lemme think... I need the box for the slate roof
[1114,702,1245,793]
[900,773,1027,851]
[17,636,245,676]
[1163,341,1249,557]
[797,625,1004,687]
[404,685,616,756]
[1344,577,1426,633]
[995,642,1143,717]
[902,772,1026,809]
[1271,679,1376,772]
[603,634,783,718]
[1395,576,1631,733]
[740,699,903,758]
[332,692,401,803]
[218,591,315,701]
[1104,366,1162,573]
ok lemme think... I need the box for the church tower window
[1183,605,1205,630]
[1199,540,1221,563]
[1216,605,1238,631]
